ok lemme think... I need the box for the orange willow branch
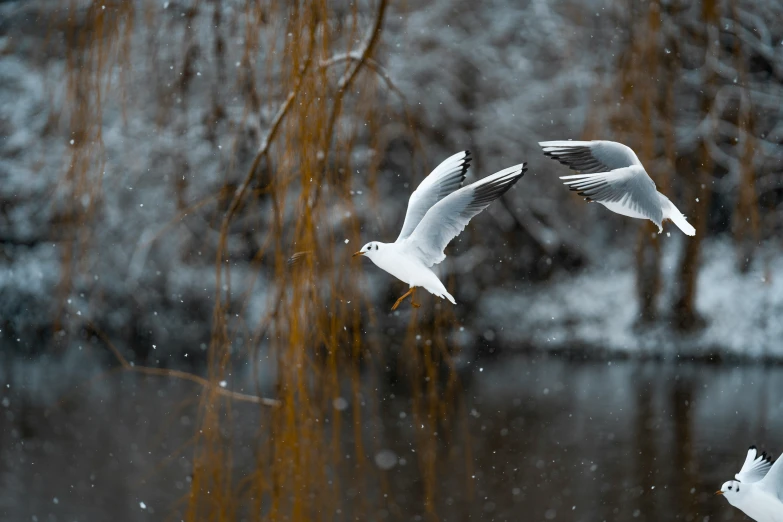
[218,23,318,241]
[143,3,389,265]
[201,18,320,409]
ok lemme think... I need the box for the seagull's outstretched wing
[396,151,472,242]
[757,451,783,500]
[736,446,774,484]
[539,140,642,173]
[559,166,663,227]
[403,163,527,267]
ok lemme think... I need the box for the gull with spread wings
[716,446,783,522]
[539,140,696,236]
[353,151,526,310]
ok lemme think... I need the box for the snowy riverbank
[477,238,783,361]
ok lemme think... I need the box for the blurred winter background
[1,0,783,520]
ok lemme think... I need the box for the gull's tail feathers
[669,211,695,236]
[661,195,695,236]
[442,290,456,305]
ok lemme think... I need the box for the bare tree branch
[320,0,389,168]
[84,322,281,407]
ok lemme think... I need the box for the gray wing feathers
[560,166,663,225]
[405,163,527,267]
[539,140,642,173]
[758,452,783,499]
[396,151,472,242]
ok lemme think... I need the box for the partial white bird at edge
[716,446,783,522]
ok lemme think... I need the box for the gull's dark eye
[728,486,732,490]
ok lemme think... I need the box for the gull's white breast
[371,245,434,286]
[736,487,783,522]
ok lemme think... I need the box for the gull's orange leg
[391,288,415,311]
[410,288,421,308]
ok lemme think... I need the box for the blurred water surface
[1,352,777,521]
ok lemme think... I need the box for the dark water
[1,354,778,521]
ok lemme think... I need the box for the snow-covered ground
[478,238,783,359]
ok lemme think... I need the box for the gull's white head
[352,242,384,261]
[716,480,745,506]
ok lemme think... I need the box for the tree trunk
[634,0,663,324]
[673,151,708,330]
[635,226,661,324]
[673,0,719,331]
[731,2,760,272]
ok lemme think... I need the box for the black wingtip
[467,166,526,209]
[462,150,472,175]
[507,164,527,184]
[509,166,527,187]
[748,445,775,464]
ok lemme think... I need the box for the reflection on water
[439,356,780,522]
[1,354,779,521]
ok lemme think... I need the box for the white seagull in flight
[539,140,695,236]
[716,446,783,522]
[354,151,526,310]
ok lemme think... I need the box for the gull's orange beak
[715,490,723,496]
[352,251,365,258]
